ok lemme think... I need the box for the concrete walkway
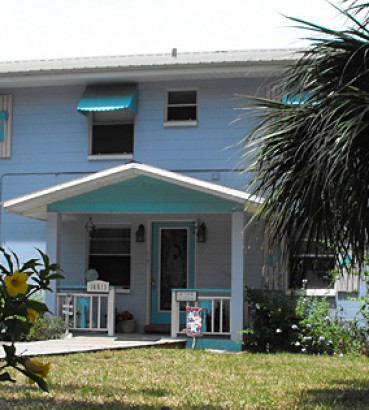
[0,334,186,358]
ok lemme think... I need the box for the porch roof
[2,162,262,219]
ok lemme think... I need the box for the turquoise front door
[151,222,195,325]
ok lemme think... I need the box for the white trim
[164,88,198,124]
[163,120,198,128]
[286,289,336,297]
[88,154,134,161]
[3,162,262,219]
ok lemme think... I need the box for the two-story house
[0,49,359,351]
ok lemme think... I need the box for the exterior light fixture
[196,221,207,243]
[135,224,145,243]
[85,217,95,236]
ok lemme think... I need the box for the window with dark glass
[166,90,197,122]
[289,241,335,289]
[89,110,134,156]
[88,228,131,287]
[92,123,134,155]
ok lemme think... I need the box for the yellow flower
[24,358,51,379]
[26,308,39,323]
[4,271,29,297]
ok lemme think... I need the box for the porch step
[144,324,171,334]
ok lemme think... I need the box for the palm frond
[240,3,369,271]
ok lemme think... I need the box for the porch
[55,286,242,350]
[3,162,263,351]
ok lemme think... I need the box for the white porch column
[230,212,244,342]
[45,212,61,314]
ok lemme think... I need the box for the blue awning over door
[77,84,138,115]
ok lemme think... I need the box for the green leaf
[20,259,41,273]
[46,273,64,281]
[25,300,48,314]
[18,368,49,393]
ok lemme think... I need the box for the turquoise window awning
[77,84,138,115]
[282,92,311,105]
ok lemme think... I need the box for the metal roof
[2,162,262,220]
[0,48,300,87]
[0,48,299,75]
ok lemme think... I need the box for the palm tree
[240,1,369,272]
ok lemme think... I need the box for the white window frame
[164,89,198,127]
[88,113,134,160]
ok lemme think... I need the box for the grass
[0,348,368,409]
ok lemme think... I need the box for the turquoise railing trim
[77,297,90,329]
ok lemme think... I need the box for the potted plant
[116,310,136,333]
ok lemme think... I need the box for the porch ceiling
[2,162,262,219]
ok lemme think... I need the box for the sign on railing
[87,280,109,293]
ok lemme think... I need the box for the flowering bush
[244,284,366,355]
[116,310,134,321]
[295,284,366,355]
[0,248,63,392]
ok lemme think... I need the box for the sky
[0,0,347,62]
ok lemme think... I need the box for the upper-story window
[77,84,138,160]
[164,90,198,127]
[89,110,134,158]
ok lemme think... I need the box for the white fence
[171,289,231,337]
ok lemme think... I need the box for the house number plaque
[176,290,197,302]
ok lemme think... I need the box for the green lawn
[0,348,368,409]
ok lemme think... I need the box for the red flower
[117,310,134,321]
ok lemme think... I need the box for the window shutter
[0,95,12,158]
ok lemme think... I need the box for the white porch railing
[171,288,231,338]
[56,287,116,335]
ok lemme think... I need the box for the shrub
[295,286,366,355]
[243,289,299,353]
[26,313,66,341]
[244,286,367,355]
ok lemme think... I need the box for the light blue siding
[0,78,262,253]
[0,75,270,338]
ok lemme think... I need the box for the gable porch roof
[2,162,262,219]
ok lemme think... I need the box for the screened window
[165,90,197,124]
[88,228,131,287]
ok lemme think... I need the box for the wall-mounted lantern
[85,216,95,236]
[196,221,207,243]
[135,224,145,243]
